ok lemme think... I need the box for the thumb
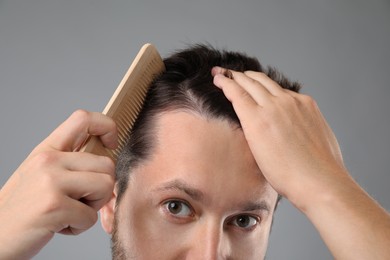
[33,110,118,154]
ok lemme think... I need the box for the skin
[100,111,278,259]
[0,110,118,259]
[211,67,390,259]
[0,68,389,259]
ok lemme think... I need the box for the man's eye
[164,200,193,217]
[230,215,259,230]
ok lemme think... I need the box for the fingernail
[211,66,223,76]
[224,69,233,79]
[211,66,233,79]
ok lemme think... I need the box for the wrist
[284,166,353,214]
[283,166,390,259]
[0,227,52,260]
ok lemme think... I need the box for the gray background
[0,0,389,259]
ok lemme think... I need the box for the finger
[53,198,98,235]
[60,171,115,210]
[212,72,262,133]
[244,71,286,96]
[38,110,118,153]
[211,66,233,78]
[60,152,115,175]
[213,71,259,109]
[213,67,274,105]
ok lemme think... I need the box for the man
[0,44,389,259]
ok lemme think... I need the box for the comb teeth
[81,44,165,161]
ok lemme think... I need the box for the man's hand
[212,67,390,259]
[0,110,118,259]
[212,67,345,205]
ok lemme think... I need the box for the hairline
[115,107,241,205]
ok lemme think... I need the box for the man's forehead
[127,110,278,208]
[153,111,260,169]
[153,110,245,150]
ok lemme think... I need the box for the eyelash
[162,200,195,219]
[227,214,261,231]
[161,199,261,231]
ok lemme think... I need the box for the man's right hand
[0,110,118,259]
[212,67,390,259]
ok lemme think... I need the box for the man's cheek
[120,202,192,257]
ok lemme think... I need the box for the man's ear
[100,184,118,234]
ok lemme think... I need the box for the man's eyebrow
[151,179,205,202]
[152,179,271,213]
[238,201,271,213]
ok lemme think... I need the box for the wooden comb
[81,43,165,161]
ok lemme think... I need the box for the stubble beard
[111,213,130,260]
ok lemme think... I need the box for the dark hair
[115,44,301,203]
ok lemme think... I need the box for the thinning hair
[115,44,301,203]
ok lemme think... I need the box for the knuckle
[30,152,65,190]
[300,94,317,107]
[280,93,297,106]
[106,119,118,137]
[103,173,115,191]
[86,211,99,226]
[33,151,59,168]
[71,109,90,125]
[42,193,64,214]
[101,156,116,174]
[111,118,118,132]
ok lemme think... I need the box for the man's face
[101,111,278,259]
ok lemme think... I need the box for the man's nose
[188,220,232,260]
